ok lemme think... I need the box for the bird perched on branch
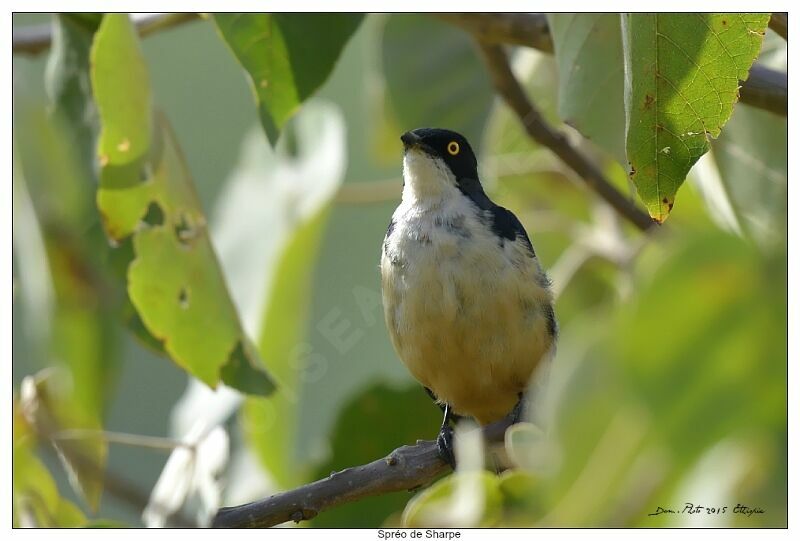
[380,128,557,467]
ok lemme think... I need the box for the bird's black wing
[491,207,557,336]
[456,176,536,257]
[488,205,536,258]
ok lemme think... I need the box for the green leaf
[90,14,152,167]
[382,15,493,146]
[13,394,89,528]
[13,453,87,527]
[124,117,275,394]
[622,13,770,222]
[213,13,363,145]
[547,14,626,164]
[90,14,274,395]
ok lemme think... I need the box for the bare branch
[212,416,513,528]
[12,13,200,55]
[769,13,787,41]
[14,13,786,118]
[439,12,787,118]
[12,21,52,55]
[435,13,553,52]
[476,42,656,232]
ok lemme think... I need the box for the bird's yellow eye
[447,141,460,155]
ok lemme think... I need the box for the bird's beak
[400,131,429,151]
[401,130,423,151]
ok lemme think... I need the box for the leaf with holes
[547,14,626,164]
[622,13,769,222]
[213,13,363,145]
[124,116,274,394]
[90,14,152,169]
[90,14,274,395]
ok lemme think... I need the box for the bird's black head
[400,128,478,181]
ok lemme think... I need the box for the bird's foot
[436,423,456,469]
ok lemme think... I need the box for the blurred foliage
[44,13,100,173]
[547,14,626,164]
[237,103,348,488]
[14,394,88,527]
[13,368,109,521]
[711,104,787,247]
[382,15,493,148]
[12,12,785,528]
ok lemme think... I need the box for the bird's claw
[436,423,456,469]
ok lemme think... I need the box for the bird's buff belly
[382,261,553,425]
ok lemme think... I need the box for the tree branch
[436,12,553,52]
[769,13,787,41]
[476,42,656,232]
[212,416,513,528]
[14,12,786,118]
[438,12,787,118]
[741,63,788,117]
[12,13,200,55]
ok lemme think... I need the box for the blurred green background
[12,13,786,528]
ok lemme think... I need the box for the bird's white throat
[402,149,460,203]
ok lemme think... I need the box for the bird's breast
[380,203,555,424]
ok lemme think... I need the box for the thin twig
[12,13,201,55]
[50,429,191,453]
[476,42,656,232]
[34,426,196,527]
[439,12,787,118]
[13,13,786,118]
[212,416,514,528]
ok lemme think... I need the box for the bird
[380,127,557,467]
